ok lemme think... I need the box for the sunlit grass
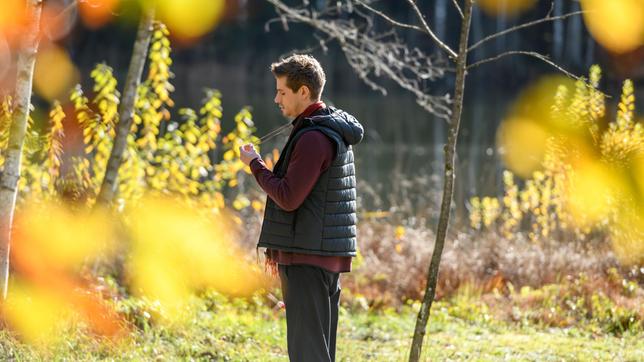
[1,292,642,361]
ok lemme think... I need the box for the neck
[296,100,318,115]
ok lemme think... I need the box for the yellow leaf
[232,199,243,210]
[223,150,235,161]
[251,200,264,212]
[186,132,197,144]
[395,226,405,240]
[394,243,403,254]
[272,148,280,162]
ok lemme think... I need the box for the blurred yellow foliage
[477,0,537,17]
[3,197,264,345]
[395,225,405,240]
[79,0,119,29]
[0,0,27,41]
[148,0,225,40]
[475,66,643,264]
[34,45,80,101]
[580,0,644,54]
[4,203,126,345]
[3,281,73,346]
[498,117,550,178]
[127,197,262,319]
[0,19,274,346]
[13,202,116,268]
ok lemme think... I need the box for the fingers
[238,144,260,165]
[240,143,256,152]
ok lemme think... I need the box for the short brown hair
[271,54,326,101]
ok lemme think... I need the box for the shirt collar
[291,101,326,126]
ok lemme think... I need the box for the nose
[274,94,279,104]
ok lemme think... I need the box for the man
[239,54,363,362]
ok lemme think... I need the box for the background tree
[263,0,584,360]
[96,8,155,206]
[0,0,43,300]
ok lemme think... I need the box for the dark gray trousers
[278,264,341,362]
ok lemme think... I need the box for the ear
[299,85,311,99]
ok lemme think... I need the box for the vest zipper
[291,212,298,233]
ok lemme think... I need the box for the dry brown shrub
[343,220,634,307]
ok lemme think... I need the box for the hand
[239,143,261,166]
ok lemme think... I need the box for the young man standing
[239,54,363,362]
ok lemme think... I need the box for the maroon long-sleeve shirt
[250,102,352,273]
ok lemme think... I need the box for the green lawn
[1,297,642,361]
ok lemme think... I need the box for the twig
[356,1,425,33]
[264,17,285,32]
[451,0,464,19]
[470,50,611,98]
[406,0,457,60]
[467,51,581,80]
[43,0,80,36]
[468,11,584,53]
[281,34,334,58]
[546,1,555,18]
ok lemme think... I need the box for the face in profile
[274,76,308,119]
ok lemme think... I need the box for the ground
[2,295,642,361]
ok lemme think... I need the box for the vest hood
[306,108,364,146]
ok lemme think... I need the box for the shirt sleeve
[250,131,335,211]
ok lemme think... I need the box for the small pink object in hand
[239,143,260,165]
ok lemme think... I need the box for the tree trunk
[408,1,473,360]
[96,9,155,206]
[0,0,43,300]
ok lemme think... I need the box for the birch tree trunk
[0,0,43,300]
[408,1,474,360]
[96,9,154,206]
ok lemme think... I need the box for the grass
[1,292,642,361]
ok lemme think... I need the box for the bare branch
[341,40,453,117]
[59,0,80,16]
[264,16,287,32]
[468,11,584,53]
[406,0,457,60]
[356,1,425,33]
[265,0,453,119]
[451,0,464,19]
[43,0,79,36]
[280,34,333,59]
[546,1,555,18]
[467,51,581,80]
